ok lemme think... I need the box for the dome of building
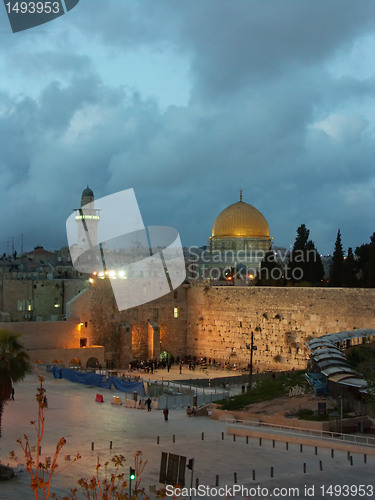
[212,199,270,239]
[82,186,94,197]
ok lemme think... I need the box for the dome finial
[240,189,243,202]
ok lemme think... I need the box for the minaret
[75,186,100,250]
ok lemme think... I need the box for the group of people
[128,356,228,375]
[143,397,196,422]
[186,406,197,417]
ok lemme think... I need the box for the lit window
[173,307,179,318]
[17,300,23,311]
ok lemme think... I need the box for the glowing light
[109,271,116,278]
[89,278,94,283]
[99,272,104,277]
[248,274,254,280]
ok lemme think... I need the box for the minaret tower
[75,186,100,250]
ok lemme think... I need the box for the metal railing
[226,418,375,448]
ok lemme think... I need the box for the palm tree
[0,329,31,437]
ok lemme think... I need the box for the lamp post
[246,331,257,393]
[339,395,343,436]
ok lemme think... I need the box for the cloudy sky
[1,0,375,255]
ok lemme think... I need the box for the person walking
[146,397,152,411]
[163,407,169,421]
[11,386,15,400]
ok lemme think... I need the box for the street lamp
[246,331,257,393]
[339,395,343,436]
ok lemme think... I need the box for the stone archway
[69,357,81,367]
[86,357,100,369]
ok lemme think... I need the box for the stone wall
[186,284,375,372]
[0,278,85,321]
[62,281,375,371]
[0,319,103,366]
[77,279,188,368]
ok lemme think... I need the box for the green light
[129,467,135,480]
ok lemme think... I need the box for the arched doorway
[69,357,81,368]
[86,357,100,369]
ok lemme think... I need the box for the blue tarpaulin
[111,376,145,396]
[52,367,145,395]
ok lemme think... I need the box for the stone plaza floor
[0,367,374,499]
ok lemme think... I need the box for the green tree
[258,250,284,286]
[343,247,358,287]
[329,229,344,286]
[288,224,324,284]
[305,240,324,284]
[0,330,31,437]
[355,233,375,287]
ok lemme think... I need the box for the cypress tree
[356,233,375,287]
[330,229,344,286]
[288,224,324,284]
[343,247,358,287]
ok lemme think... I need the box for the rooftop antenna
[240,189,243,202]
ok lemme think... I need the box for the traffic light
[186,458,194,470]
[129,467,136,480]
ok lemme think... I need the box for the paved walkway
[0,369,374,499]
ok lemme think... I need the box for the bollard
[300,444,303,453]
[364,454,367,464]
[157,436,160,445]
[39,446,42,454]
[272,439,275,448]
[347,452,350,461]
[110,441,113,450]
[221,432,224,440]
[215,474,219,486]
[234,472,237,484]
[259,438,262,446]
[315,446,317,456]
[350,456,353,466]
[252,469,255,481]
[173,435,175,443]
[233,434,236,442]
[91,442,94,451]
[286,442,288,450]
[331,449,334,458]
[319,460,323,471]
[201,432,204,441]
[270,466,274,478]
[303,463,306,473]
[246,436,249,444]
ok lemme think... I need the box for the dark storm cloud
[1,1,375,254]
[72,0,375,93]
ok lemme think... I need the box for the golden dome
[212,200,270,238]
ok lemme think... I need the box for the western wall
[186,284,375,372]
[3,279,375,372]
[73,279,375,372]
